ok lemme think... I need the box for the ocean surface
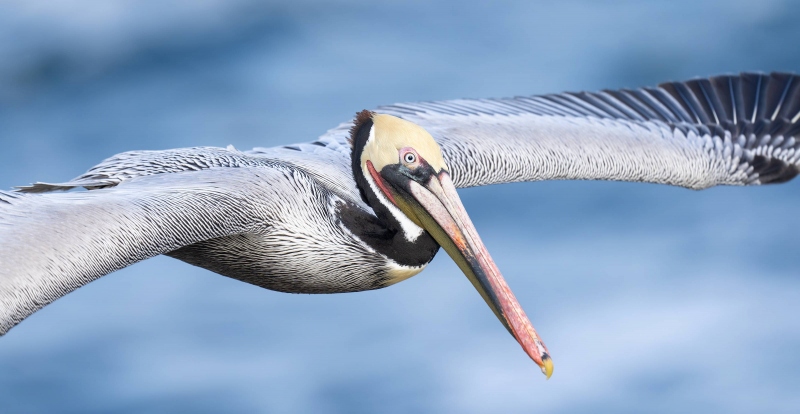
[1,1,799,413]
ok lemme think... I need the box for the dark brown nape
[349,110,376,205]
[348,110,375,147]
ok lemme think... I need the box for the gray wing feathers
[0,167,292,334]
[246,137,356,198]
[370,72,800,189]
[17,139,355,197]
[16,146,275,193]
[435,115,729,189]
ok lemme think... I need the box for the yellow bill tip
[541,354,554,379]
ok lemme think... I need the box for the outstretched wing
[0,165,315,335]
[323,72,800,189]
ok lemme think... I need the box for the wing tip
[750,155,800,184]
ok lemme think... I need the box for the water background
[1,1,799,412]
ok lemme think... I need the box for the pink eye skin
[399,147,420,166]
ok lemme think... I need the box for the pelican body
[2,72,799,379]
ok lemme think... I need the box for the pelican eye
[403,152,416,164]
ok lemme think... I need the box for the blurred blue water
[1,1,799,413]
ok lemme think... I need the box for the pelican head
[350,110,553,378]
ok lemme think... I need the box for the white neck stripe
[362,166,424,242]
[362,126,424,242]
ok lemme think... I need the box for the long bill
[385,167,553,378]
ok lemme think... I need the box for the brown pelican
[1,72,799,379]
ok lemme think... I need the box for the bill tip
[541,354,553,379]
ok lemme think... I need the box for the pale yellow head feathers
[360,114,448,172]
